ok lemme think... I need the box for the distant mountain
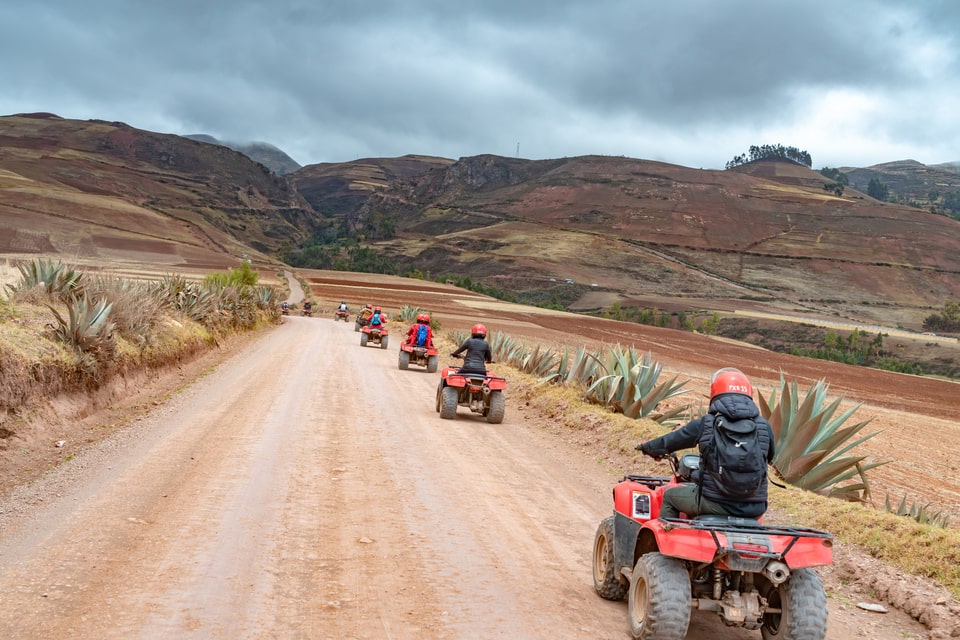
[3,113,960,331]
[289,155,454,218]
[337,155,960,329]
[841,159,960,205]
[185,134,302,175]
[0,113,317,266]
[935,161,960,175]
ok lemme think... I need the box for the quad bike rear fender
[441,369,468,388]
[486,377,507,390]
[401,344,437,355]
[643,518,833,569]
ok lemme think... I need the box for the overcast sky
[2,0,957,170]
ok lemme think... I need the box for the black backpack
[699,413,769,499]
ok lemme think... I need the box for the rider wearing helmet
[369,306,385,327]
[337,300,348,312]
[451,323,492,374]
[636,368,775,519]
[406,313,434,347]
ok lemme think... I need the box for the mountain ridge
[2,113,960,331]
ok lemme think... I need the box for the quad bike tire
[760,568,828,640]
[629,552,690,640]
[435,386,441,413]
[427,355,438,373]
[439,386,459,419]
[593,516,628,600]
[360,333,368,347]
[398,350,410,370]
[380,336,389,349]
[354,322,360,332]
[485,390,505,424]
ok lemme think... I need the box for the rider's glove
[636,441,665,460]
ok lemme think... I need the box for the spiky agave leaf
[760,373,887,500]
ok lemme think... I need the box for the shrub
[88,276,165,346]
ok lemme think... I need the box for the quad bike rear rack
[656,517,834,571]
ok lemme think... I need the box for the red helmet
[366,304,372,309]
[710,368,753,399]
[471,323,487,337]
[417,313,430,324]
[374,306,381,312]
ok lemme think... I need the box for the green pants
[660,484,731,519]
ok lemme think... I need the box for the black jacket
[643,393,775,514]
[452,337,492,373]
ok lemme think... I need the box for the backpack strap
[695,413,720,513]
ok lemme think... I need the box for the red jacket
[405,323,433,347]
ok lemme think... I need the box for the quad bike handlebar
[634,449,700,484]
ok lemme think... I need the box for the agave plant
[883,493,951,529]
[46,294,116,371]
[581,346,689,423]
[453,330,688,424]
[8,258,83,299]
[758,372,886,500]
[252,285,276,310]
[487,332,560,376]
[396,305,421,323]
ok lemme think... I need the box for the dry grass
[0,259,20,300]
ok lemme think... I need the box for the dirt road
[0,317,930,639]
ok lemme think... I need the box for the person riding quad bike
[451,323,492,374]
[405,313,434,347]
[637,367,775,519]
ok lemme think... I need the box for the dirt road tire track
[0,317,934,639]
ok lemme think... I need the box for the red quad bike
[334,309,350,322]
[398,341,439,373]
[360,324,389,349]
[593,453,832,640]
[435,361,506,424]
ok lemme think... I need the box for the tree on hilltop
[819,167,849,185]
[867,177,890,201]
[725,144,812,169]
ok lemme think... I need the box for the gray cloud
[1,0,957,169]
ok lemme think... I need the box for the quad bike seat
[694,515,761,525]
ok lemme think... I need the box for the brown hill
[0,113,316,272]
[289,154,454,218]
[346,155,960,328]
[843,159,960,205]
[3,114,960,332]
[185,134,303,175]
